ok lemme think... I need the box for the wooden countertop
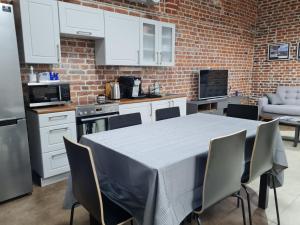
[28,104,76,114]
[119,94,186,105]
[27,95,186,114]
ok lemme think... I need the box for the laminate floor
[0,131,299,225]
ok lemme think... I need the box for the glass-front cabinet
[140,19,159,65]
[159,23,175,66]
[140,19,175,66]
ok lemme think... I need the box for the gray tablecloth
[64,113,288,225]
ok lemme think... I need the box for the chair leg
[271,174,281,225]
[233,194,247,225]
[196,215,201,225]
[70,202,80,225]
[237,190,241,208]
[242,184,253,225]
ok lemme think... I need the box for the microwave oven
[23,82,71,108]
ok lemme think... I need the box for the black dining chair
[193,130,247,225]
[108,113,142,130]
[63,137,133,225]
[227,104,259,120]
[156,106,180,121]
[240,119,280,225]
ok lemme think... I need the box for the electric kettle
[110,81,120,100]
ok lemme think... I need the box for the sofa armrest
[258,96,269,115]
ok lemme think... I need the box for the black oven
[75,103,119,141]
[23,82,71,107]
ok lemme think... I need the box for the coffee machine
[119,76,145,98]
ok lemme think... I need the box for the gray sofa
[259,86,300,117]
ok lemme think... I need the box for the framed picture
[268,43,290,60]
[297,43,300,60]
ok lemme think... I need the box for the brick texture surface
[2,0,258,104]
[252,0,300,100]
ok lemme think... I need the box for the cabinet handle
[48,115,67,121]
[56,44,60,63]
[160,52,162,65]
[76,31,92,36]
[137,50,140,64]
[49,127,69,133]
[156,52,159,65]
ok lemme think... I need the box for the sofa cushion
[277,86,300,105]
[265,93,284,105]
[263,105,300,116]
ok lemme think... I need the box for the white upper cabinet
[18,0,60,64]
[95,11,140,66]
[58,2,104,39]
[140,19,159,66]
[159,22,175,66]
[140,19,175,66]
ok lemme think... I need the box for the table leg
[90,214,100,225]
[258,174,269,209]
[294,126,300,147]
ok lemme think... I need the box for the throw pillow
[265,93,284,105]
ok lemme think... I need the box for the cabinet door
[58,2,104,38]
[159,23,175,66]
[151,100,172,122]
[119,102,152,124]
[103,11,140,65]
[20,0,60,64]
[172,97,187,116]
[140,19,159,66]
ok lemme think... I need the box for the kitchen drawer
[42,149,69,178]
[40,123,76,153]
[39,111,75,127]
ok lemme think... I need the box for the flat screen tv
[198,70,228,100]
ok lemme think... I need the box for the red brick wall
[3,0,258,104]
[252,0,300,100]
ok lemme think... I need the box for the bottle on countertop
[154,81,160,96]
[28,66,37,83]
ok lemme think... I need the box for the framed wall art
[268,43,290,60]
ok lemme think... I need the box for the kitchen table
[64,113,287,225]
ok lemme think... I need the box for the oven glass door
[29,85,60,103]
[77,114,117,141]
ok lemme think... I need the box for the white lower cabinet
[119,97,187,123]
[151,99,172,122]
[26,110,76,186]
[119,102,152,124]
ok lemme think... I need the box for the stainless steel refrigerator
[0,3,32,202]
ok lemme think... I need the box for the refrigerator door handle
[0,118,18,127]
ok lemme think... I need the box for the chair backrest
[247,119,279,183]
[227,104,258,121]
[156,106,180,121]
[108,112,142,130]
[201,130,247,212]
[63,137,105,225]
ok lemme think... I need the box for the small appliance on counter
[23,81,71,108]
[110,81,121,100]
[119,76,146,98]
[148,81,162,98]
